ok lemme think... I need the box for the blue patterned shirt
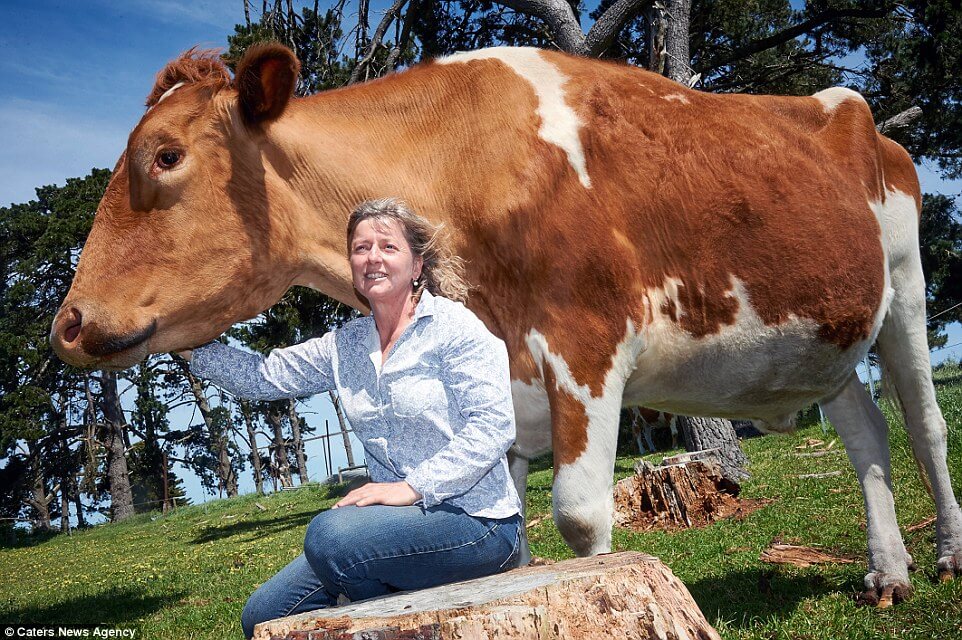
[190,290,522,519]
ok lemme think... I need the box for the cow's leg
[643,421,657,453]
[507,448,532,566]
[547,371,623,556]
[876,282,962,584]
[508,379,552,566]
[629,409,648,455]
[822,375,913,606]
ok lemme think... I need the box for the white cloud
[123,0,241,30]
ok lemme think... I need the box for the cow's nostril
[62,307,82,344]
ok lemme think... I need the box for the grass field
[2,366,962,639]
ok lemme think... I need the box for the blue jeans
[241,503,523,638]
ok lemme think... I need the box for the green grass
[3,365,962,639]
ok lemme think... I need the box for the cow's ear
[234,42,300,125]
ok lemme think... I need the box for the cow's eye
[156,150,182,169]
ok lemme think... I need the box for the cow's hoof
[855,573,912,608]
[937,552,960,583]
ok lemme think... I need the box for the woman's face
[349,218,423,307]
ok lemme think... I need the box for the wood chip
[795,438,825,450]
[794,450,842,458]
[760,543,855,567]
[794,471,843,479]
[905,515,936,532]
[254,502,267,511]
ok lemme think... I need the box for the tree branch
[707,7,890,71]
[349,0,409,84]
[495,0,588,55]
[585,0,653,57]
[877,106,922,135]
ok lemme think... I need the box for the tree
[0,169,121,528]
[238,399,269,494]
[920,194,962,348]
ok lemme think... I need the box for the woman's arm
[403,321,516,507]
[188,333,337,400]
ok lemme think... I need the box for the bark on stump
[614,457,741,530]
[253,552,720,640]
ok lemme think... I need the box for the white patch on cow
[439,47,592,188]
[625,275,876,428]
[155,82,186,106]
[662,93,690,104]
[524,320,645,555]
[813,86,865,113]
[509,378,552,459]
[866,190,903,343]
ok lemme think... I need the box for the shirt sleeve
[404,320,516,507]
[190,333,337,400]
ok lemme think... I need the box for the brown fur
[144,48,231,107]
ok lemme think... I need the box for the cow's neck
[255,84,454,311]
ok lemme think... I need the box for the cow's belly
[624,309,874,430]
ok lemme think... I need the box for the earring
[413,278,421,287]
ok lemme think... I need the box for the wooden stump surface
[254,551,720,640]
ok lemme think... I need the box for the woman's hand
[333,481,421,508]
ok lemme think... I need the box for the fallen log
[253,552,720,640]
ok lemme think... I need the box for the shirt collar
[364,290,437,373]
[414,289,437,319]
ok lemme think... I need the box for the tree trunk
[329,391,355,467]
[645,3,666,74]
[267,405,294,489]
[98,370,135,521]
[60,485,70,534]
[73,481,87,528]
[242,400,266,495]
[664,0,693,84]
[59,422,72,534]
[252,552,720,640]
[678,415,750,483]
[288,399,310,485]
[179,364,239,498]
[26,444,52,532]
[138,369,171,510]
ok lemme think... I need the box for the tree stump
[613,457,747,531]
[253,552,720,640]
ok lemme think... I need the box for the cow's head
[50,44,318,369]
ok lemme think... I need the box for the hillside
[3,366,962,639]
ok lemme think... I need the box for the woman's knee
[241,585,271,639]
[304,509,353,578]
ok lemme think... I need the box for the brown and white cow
[50,43,962,605]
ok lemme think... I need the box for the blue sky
[4,1,962,508]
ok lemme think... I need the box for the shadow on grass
[0,528,61,550]
[191,510,316,545]
[6,586,186,625]
[528,453,554,474]
[687,567,855,628]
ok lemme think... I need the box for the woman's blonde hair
[346,198,470,303]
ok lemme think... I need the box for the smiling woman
[178,198,523,639]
